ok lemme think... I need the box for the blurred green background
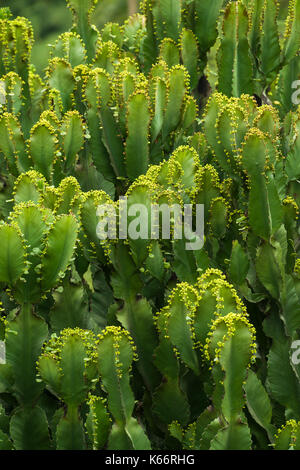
[1,0,290,74]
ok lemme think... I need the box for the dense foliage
[5,0,140,72]
[0,0,300,450]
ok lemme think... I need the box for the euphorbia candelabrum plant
[0,0,300,450]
